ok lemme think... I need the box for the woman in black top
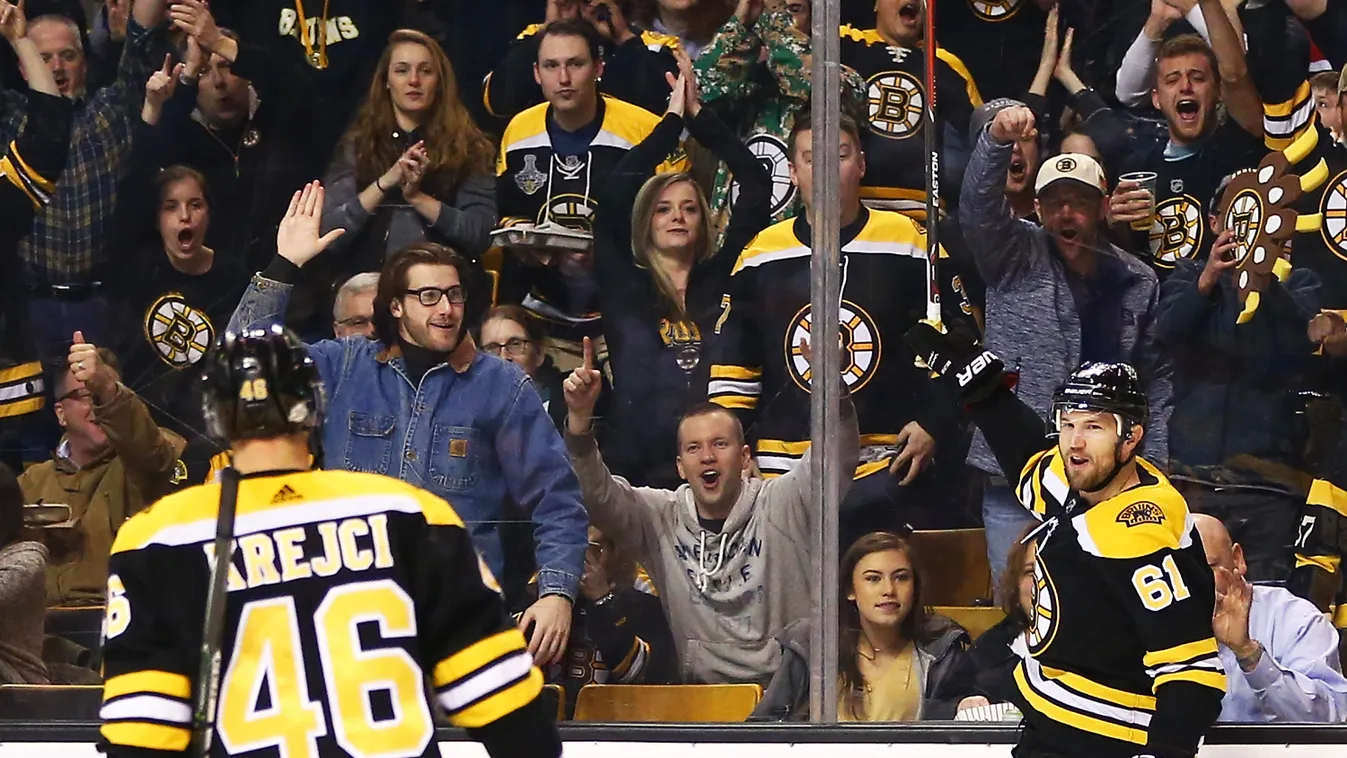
[591,62,771,489]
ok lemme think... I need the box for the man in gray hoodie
[562,337,859,686]
[960,104,1173,587]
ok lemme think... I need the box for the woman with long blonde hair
[588,55,770,489]
[321,29,497,275]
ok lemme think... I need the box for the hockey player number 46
[1131,555,1192,612]
[215,578,434,758]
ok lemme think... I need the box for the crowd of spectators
[1,0,1347,730]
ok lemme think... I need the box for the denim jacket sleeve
[226,267,347,391]
[494,373,587,600]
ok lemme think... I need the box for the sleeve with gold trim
[707,252,765,432]
[99,528,199,757]
[411,490,560,757]
[1,91,72,223]
[583,583,676,686]
[1244,2,1316,150]
[1083,497,1225,757]
[1289,448,1347,649]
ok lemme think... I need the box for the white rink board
[0,743,1342,757]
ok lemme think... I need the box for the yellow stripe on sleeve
[1154,668,1227,693]
[1295,553,1342,573]
[101,722,191,751]
[711,396,757,410]
[9,142,56,194]
[102,670,192,702]
[1143,638,1220,668]
[449,666,544,728]
[710,365,762,381]
[432,629,530,688]
[1308,478,1347,518]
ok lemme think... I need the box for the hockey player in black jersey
[906,324,1224,758]
[98,326,561,758]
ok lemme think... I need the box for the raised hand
[276,182,346,268]
[168,0,223,52]
[379,140,425,195]
[584,0,635,44]
[183,35,205,79]
[1197,229,1238,295]
[142,54,182,123]
[1107,181,1153,227]
[545,0,582,23]
[563,336,603,434]
[68,330,117,402]
[1036,5,1059,78]
[988,105,1035,145]
[398,143,431,199]
[664,71,687,117]
[107,0,129,42]
[0,0,27,44]
[736,0,764,27]
[673,47,700,117]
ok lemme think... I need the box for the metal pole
[808,0,842,725]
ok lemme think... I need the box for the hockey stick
[189,465,241,758]
[922,0,942,326]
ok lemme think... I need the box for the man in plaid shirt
[1,0,167,362]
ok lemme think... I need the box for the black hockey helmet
[1050,362,1148,439]
[201,324,325,443]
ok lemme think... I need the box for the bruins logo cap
[1035,152,1108,197]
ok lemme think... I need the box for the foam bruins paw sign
[1217,153,1302,324]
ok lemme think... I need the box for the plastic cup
[1119,171,1158,231]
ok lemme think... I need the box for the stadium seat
[573,684,762,723]
[542,683,565,721]
[0,684,103,720]
[912,529,993,605]
[934,606,1007,640]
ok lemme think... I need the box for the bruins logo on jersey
[784,300,881,393]
[731,134,796,217]
[539,192,596,231]
[1117,501,1166,528]
[145,293,214,369]
[865,71,924,139]
[970,0,1025,21]
[1027,542,1061,654]
[1148,194,1204,267]
[1319,169,1347,262]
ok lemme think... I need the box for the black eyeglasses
[405,286,466,307]
[481,337,534,357]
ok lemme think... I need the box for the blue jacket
[228,273,587,599]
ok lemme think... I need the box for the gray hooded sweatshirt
[566,400,859,686]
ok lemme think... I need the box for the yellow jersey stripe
[1308,478,1347,518]
[103,670,192,701]
[1040,666,1157,711]
[1154,668,1227,692]
[1295,553,1342,573]
[1014,666,1148,746]
[0,155,43,209]
[934,47,983,107]
[448,666,544,728]
[9,141,57,194]
[1143,638,1219,668]
[101,721,192,751]
[711,395,757,410]
[0,396,43,418]
[757,439,812,456]
[710,365,763,381]
[0,360,42,384]
[433,629,530,688]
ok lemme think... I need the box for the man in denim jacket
[228,182,588,666]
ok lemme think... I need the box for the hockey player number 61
[1131,555,1192,612]
[215,578,433,758]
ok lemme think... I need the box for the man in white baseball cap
[1032,151,1109,268]
[958,103,1170,589]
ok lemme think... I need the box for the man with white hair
[1193,513,1347,723]
[332,271,378,338]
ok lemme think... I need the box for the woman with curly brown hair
[321,29,497,275]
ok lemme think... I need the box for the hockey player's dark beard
[1077,448,1134,499]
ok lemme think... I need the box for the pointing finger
[582,336,594,371]
[73,330,85,345]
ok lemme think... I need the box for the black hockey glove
[904,322,1008,404]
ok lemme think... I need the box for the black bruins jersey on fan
[1,91,71,466]
[100,470,543,758]
[839,26,981,219]
[708,208,969,479]
[937,0,1048,103]
[1292,457,1347,648]
[1011,448,1225,757]
[495,95,687,340]
[1271,123,1347,309]
[1119,119,1266,273]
